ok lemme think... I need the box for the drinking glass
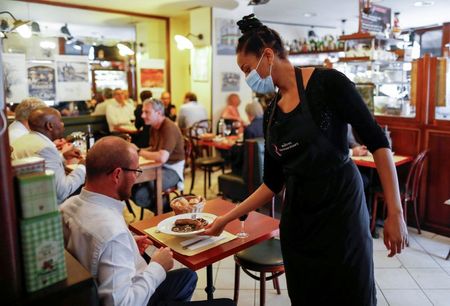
[236,208,249,239]
[223,125,232,137]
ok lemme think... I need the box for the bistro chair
[371,149,429,234]
[233,197,284,306]
[188,120,225,198]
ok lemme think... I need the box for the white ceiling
[1,0,449,38]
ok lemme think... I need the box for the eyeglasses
[121,167,143,178]
[107,167,143,177]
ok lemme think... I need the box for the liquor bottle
[86,124,95,150]
[218,119,225,137]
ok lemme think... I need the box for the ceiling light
[413,1,434,7]
[0,11,31,38]
[16,24,31,38]
[40,40,56,49]
[174,33,203,50]
[117,43,134,56]
[31,21,40,33]
[61,23,73,41]
[303,12,316,18]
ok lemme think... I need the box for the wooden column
[0,44,22,301]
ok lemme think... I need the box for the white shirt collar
[31,131,56,147]
[79,188,125,214]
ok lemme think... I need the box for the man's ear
[110,167,122,184]
[45,121,53,131]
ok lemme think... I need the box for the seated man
[8,97,46,143]
[60,136,197,306]
[134,99,185,213]
[177,92,208,135]
[12,107,85,204]
[106,88,136,134]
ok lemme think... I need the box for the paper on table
[185,235,227,251]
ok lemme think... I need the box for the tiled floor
[126,168,450,305]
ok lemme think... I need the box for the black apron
[266,68,376,305]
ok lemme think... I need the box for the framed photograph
[221,72,240,92]
[215,18,240,56]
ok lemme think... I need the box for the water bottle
[86,124,95,150]
[218,118,225,137]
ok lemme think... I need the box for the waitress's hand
[383,213,408,257]
[203,216,227,236]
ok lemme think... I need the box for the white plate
[157,213,216,237]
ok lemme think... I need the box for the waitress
[204,14,408,305]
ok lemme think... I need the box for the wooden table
[352,154,413,168]
[137,158,163,215]
[129,198,280,300]
[198,135,239,150]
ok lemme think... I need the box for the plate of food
[157,213,216,237]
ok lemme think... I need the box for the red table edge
[352,155,413,169]
[129,201,280,270]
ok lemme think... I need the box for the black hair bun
[237,14,264,34]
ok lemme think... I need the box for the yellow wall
[170,16,191,108]
[135,19,167,99]
[190,7,212,118]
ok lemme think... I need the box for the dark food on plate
[172,218,209,233]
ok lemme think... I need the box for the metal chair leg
[272,273,281,294]
[233,263,240,303]
[260,272,266,306]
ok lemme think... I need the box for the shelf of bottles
[334,60,414,118]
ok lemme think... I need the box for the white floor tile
[373,250,403,268]
[414,234,450,259]
[376,289,389,306]
[423,289,450,306]
[373,237,388,251]
[396,248,441,268]
[215,268,256,290]
[215,289,255,306]
[219,255,237,269]
[408,268,450,289]
[254,289,290,306]
[382,289,432,306]
[375,268,419,289]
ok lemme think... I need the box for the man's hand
[53,138,68,150]
[352,145,368,157]
[151,247,174,271]
[63,147,82,160]
[134,235,153,255]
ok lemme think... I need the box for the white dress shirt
[8,120,29,143]
[11,132,86,204]
[61,189,166,306]
[105,100,135,132]
[177,102,208,130]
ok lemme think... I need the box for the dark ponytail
[236,14,287,59]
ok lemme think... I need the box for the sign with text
[360,4,391,34]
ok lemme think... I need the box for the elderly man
[133,99,185,213]
[161,91,177,122]
[60,136,198,306]
[8,97,46,142]
[243,101,264,140]
[91,87,114,116]
[177,92,208,135]
[12,107,85,204]
[105,88,136,134]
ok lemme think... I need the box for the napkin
[180,234,227,251]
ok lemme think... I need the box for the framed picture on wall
[215,18,240,55]
[191,47,211,82]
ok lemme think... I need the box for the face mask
[245,53,275,94]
